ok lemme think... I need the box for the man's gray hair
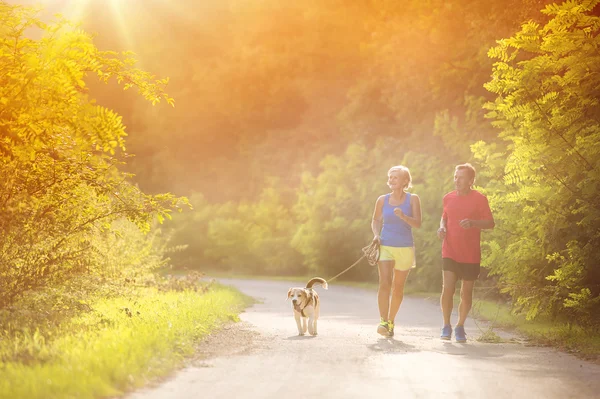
[455,163,476,182]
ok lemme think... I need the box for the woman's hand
[393,208,405,220]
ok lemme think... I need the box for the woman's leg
[388,268,410,323]
[377,261,394,320]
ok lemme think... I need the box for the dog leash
[326,240,380,283]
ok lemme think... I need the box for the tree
[477,0,600,321]
[0,4,184,308]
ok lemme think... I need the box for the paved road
[129,278,600,399]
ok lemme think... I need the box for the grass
[0,284,252,399]
[470,298,600,358]
[389,290,600,358]
[192,268,383,290]
[197,270,316,282]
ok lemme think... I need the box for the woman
[371,165,422,337]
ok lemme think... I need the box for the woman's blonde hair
[388,165,412,191]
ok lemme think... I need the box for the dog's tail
[306,277,328,290]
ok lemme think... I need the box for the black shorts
[442,258,480,281]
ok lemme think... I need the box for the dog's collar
[294,302,307,317]
[294,293,317,317]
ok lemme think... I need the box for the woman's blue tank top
[380,192,414,247]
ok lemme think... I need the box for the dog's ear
[287,288,292,300]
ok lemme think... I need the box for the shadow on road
[435,341,506,358]
[285,335,318,340]
[367,338,419,354]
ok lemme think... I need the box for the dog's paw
[310,332,318,336]
[298,332,305,336]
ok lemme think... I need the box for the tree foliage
[476,0,600,322]
[0,4,185,308]
[7,0,600,325]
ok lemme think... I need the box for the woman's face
[387,170,407,190]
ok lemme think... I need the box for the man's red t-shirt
[442,190,493,264]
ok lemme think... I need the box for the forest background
[3,0,600,329]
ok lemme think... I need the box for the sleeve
[478,195,494,220]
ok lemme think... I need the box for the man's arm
[437,216,447,240]
[437,196,448,240]
[459,196,495,230]
[462,219,495,229]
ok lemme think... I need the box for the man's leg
[441,270,458,326]
[388,269,410,324]
[377,261,394,320]
[457,279,475,326]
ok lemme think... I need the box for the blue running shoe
[440,325,452,340]
[455,325,467,343]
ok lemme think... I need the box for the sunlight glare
[106,0,134,50]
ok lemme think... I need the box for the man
[437,163,494,342]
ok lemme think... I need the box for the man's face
[454,169,473,192]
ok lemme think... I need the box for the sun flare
[43,0,137,49]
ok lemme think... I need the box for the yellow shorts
[379,246,416,271]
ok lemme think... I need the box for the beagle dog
[287,277,328,336]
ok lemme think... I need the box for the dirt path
[128,278,600,399]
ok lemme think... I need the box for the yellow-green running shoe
[377,318,389,336]
[387,321,394,337]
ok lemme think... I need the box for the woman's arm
[394,194,422,228]
[371,196,385,240]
